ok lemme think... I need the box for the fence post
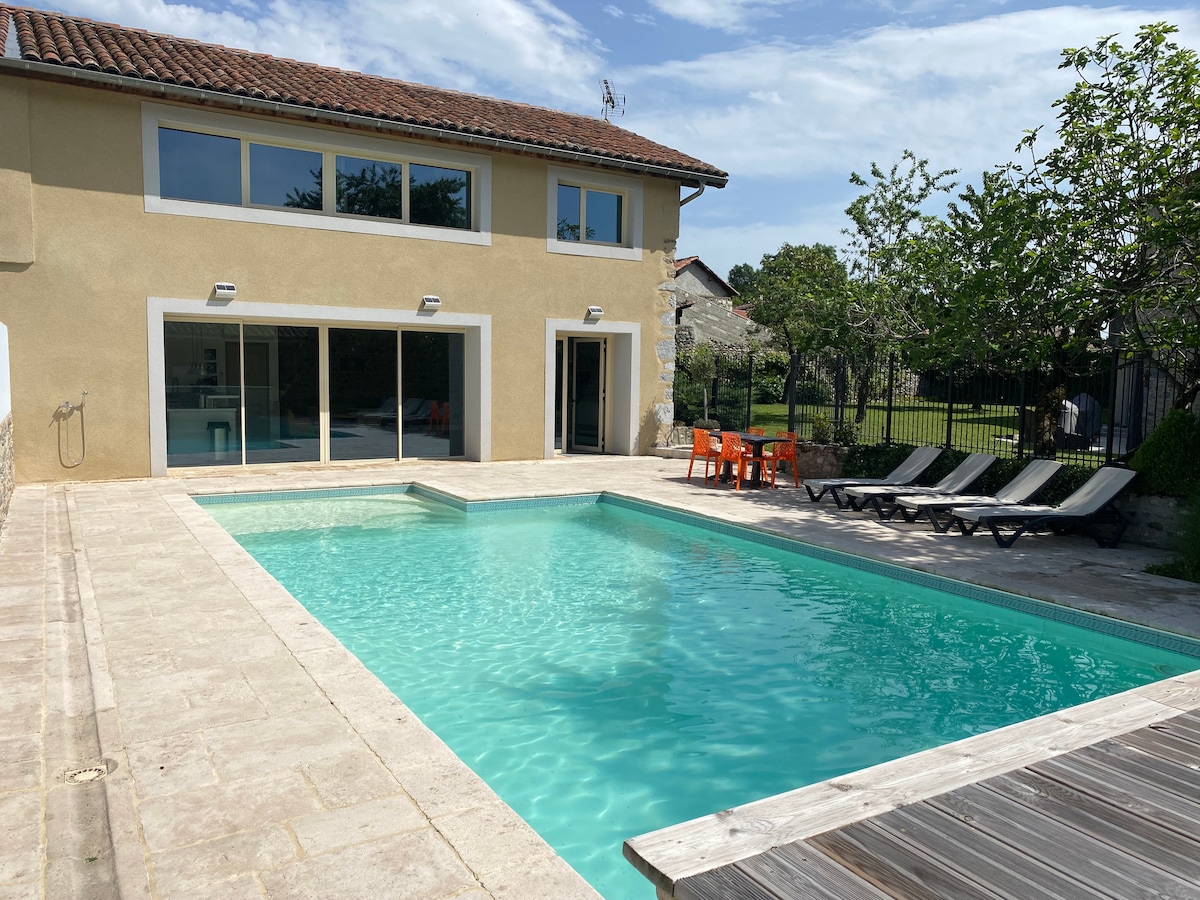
[745,352,754,432]
[834,355,846,426]
[787,352,798,434]
[1104,345,1121,464]
[885,353,896,444]
[1016,372,1027,460]
[944,365,955,449]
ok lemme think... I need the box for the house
[0,5,727,487]
[672,256,760,349]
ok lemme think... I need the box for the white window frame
[546,165,642,261]
[142,103,492,246]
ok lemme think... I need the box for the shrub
[794,379,833,405]
[832,422,859,446]
[841,443,917,478]
[1130,409,1200,497]
[811,412,832,444]
[694,418,720,431]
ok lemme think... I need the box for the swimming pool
[199,487,1200,899]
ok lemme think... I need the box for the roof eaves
[0,54,730,188]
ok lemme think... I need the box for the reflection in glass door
[329,328,398,461]
[570,338,605,452]
[164,321,243,467]
[244,325,320,465]
[401,331,464,458]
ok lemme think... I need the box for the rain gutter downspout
[680,184,705,206]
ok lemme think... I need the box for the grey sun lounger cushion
[843,452,997,519]
[949,466,1137,548]
[894,459,1063,532]
[803,446,942,509]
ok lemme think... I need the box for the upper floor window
[547,166,642,261]
[144,104,490,246]
[556,184,623,244]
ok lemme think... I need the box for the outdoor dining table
[709,431,777,487]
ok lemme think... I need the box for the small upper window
[556,183,623,245]
[158,128,240,205]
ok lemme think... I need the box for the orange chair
[712,431,754,490]
[748,426,766,436]
[687,427,722,483]
[427,401,441,435]
[769,432,799,488]
[439,401,450,435]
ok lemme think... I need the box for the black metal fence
[674,346,1193,466]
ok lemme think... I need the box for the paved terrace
[2,455,1199,899]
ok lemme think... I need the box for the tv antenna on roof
[601,79,625,121]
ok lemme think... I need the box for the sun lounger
[949,466,1137,548]
[803,446,942,509]
[894,459,1063,531]
[844,452,997,519]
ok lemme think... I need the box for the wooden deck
[670,708,1200,899]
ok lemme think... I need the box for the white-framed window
[143,103,491,246]
[546,166,642,261]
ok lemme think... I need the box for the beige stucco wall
[0,75,684,483]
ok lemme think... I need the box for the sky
[39,0,1200,282]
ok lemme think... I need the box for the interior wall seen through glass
[164,321,243,467]
[329,329,399,461]
[401,331,464,458]
[158,129,241,205]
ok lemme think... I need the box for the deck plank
[982,769,1200,880]
[808,821,999,900]
[1029,753,1200,835]
[927,782,1200,900]
[737,844,893,900]
[870,802,1096,899]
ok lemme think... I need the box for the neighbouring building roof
[0,4,728,187]
[674,256,738,297]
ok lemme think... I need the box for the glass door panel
[400,331,464,458]
[244,324,320,464]
[164,321,243,467]
[329,328,399,461]
[570,338,605,452]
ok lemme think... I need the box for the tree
[842,151,957,422]
[1014,22,1200,409]
[739,243,851,430]
[727,262,757,296]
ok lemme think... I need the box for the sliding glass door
[164,320,462,467]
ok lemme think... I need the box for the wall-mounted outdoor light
[214,282,236,299]
[421,295,442,310]
[585,305,604,320]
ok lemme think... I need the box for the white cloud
[621,6,1200,182]
[648,0,797,33]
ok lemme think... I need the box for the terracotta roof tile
[0,4,726,184]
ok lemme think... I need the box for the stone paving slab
[2,456,1198,900]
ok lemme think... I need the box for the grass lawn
[750,401,1111,465]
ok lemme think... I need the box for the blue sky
[46,1,1200,281]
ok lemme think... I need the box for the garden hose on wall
[56,391,88,468]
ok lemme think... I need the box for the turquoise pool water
[200,489,1200,899]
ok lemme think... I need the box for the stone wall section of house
[0,414,13,528]
[676,293,760,348]
[653,247,679,446]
